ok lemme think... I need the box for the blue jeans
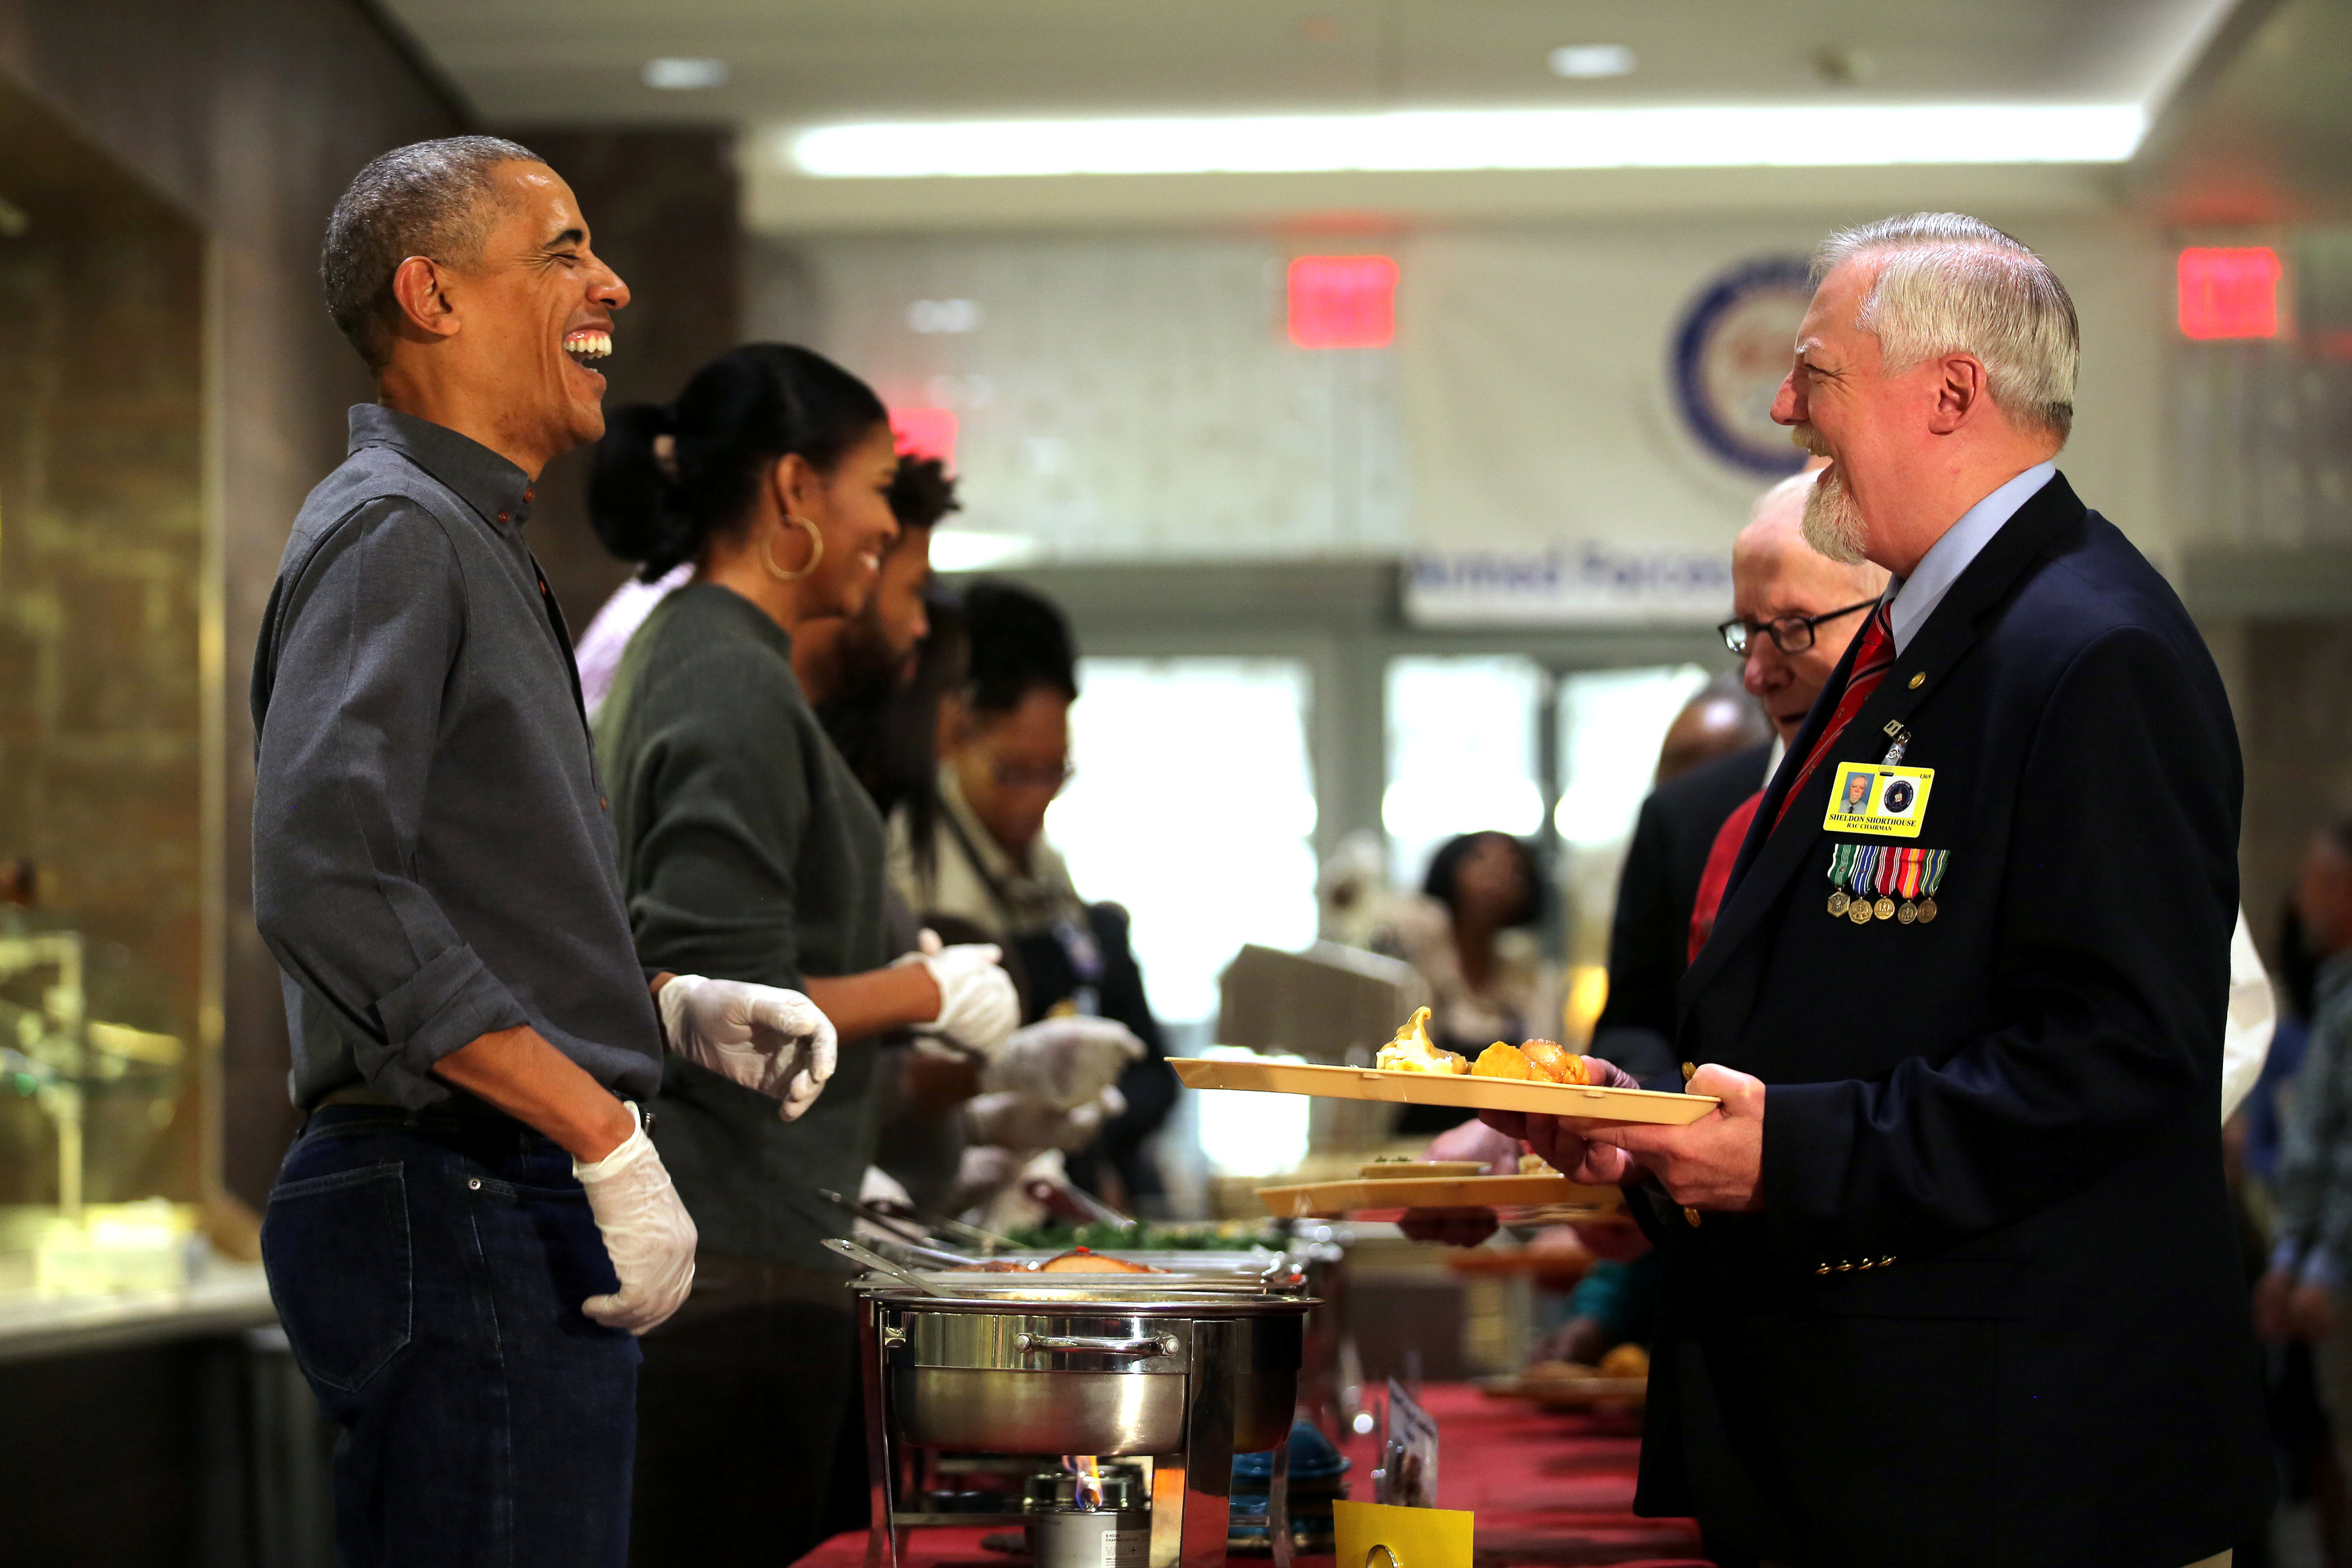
[261,1105,641,1568]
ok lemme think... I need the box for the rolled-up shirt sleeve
[253,499,529,1102]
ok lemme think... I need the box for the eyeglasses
[990,758,1075,794]
[1718,598,1878,657]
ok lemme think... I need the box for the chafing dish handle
[1013,1332,1177,1358]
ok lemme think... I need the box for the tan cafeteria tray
[1171,1056,1716,1124]
[1478,1373,1649,1408]
[1253,1173,1623,1218]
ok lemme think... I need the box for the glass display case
[0,77,211,1303]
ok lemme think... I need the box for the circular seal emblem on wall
[1671,257,1814,476]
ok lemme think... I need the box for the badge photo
[1821,765,1935,840]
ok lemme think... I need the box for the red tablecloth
[801,1381,1707,1568]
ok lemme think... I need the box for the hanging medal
[1847,844,1880,923]
[1872,840,1899,921]
[1917,848,1949,922]
[1826,844,1856,916]
[1895,846,1926,923]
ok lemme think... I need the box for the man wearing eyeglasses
[1718,465,1891,753]
[1589,471,1888,1082]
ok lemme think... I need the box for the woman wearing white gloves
[889,582,1178,1209]
[589,345,1017,1567]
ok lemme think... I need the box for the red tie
[1773,601,1894,831]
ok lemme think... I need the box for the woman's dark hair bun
[590,402,694,580]
[589,344,889,582]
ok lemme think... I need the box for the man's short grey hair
[321,135,544,370]
[1812,212,2078,442]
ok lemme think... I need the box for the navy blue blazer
[1640,473,2272,1567]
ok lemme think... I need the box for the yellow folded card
[1333,1499,1474,1568]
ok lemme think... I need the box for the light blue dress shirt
[1884,461,2057,655]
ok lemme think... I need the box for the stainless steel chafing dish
[841,1243,1317,1568]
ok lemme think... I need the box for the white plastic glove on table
[573,1102,696,1334]
[983,1016,1146,1110]
[898,930,1020,1059]
[658,973,837,1122]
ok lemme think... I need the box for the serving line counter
[804,1379,1706,1568]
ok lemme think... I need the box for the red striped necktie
[1773,600,1894,831]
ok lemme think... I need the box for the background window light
[1288,255,1398,350]
[2177,247,2282,340]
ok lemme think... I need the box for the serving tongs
[822,1235,958,1297]
[817,1186,1017,1254]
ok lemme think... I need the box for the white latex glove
[573,1102,696,1334]
[983,1015,1146,1110]
[966,1084,1126,1154]
[658,974,837,1122]
[897,930,1020,1059]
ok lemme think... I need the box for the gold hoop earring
[761,514,824,583]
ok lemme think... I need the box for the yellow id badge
[1821,764,1934,838]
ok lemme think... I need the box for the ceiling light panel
[643,57,728,90]
[1548,45,1636,79]
[787,103,2147,179]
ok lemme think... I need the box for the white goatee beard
[1801,463,1872,566]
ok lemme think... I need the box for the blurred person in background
[890,580,1173,1212]
[1376,831,1556,1135]
[2258,818,2352,1563]
[588,345,1020,1566]
[1653,668,1772,784]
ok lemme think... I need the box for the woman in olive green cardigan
[589,345,1017,1565]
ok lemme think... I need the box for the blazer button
[1836,1260,1855,1272]
[1881,1256,1896,1267]
[1907,672,1925,689]
[1814,1264,1831,1276]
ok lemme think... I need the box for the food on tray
[1472,1042,1534,1079]
[1038,1248,1159,1274]
[1375,1007,1467,1074]
[1520,1039,1593,1085]
[1525,1359,1599,1381]
[1462,1037,1593,1084]
[1518,1151,1561,1176]
[1599,1343,1651,1380]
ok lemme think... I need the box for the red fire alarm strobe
[890,406,958,464]
[2177,247,2281,341]
[1288,255,1399,349]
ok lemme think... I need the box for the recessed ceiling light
[643,58,728,91]
[787,104,2148,179]
[1549,44,1636,79]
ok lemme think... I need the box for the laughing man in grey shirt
[251,138,833,1567]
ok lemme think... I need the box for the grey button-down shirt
[252,405,663,1109]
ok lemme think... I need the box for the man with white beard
[1487,214,2271,1567]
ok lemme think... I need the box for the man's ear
[1927,353,1989,435]
[389,255,462,343]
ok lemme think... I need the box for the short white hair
[1812,212,2078,441]
[1750,468,1816,521]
